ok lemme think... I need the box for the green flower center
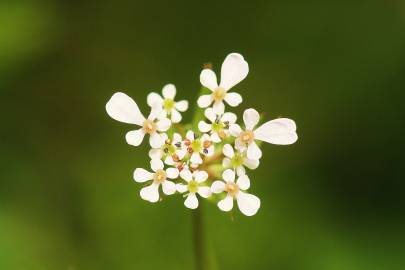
[163,99,175,111]
[162,144,176,156]
[188,180,199,193]
[212,121,224,132]
[231,153,245,167]
[191,139,202,152]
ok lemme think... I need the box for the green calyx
[191,139,202,152]
[231,152,245,167]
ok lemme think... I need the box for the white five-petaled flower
[198,108,237,143]
[184,131,214,165]
[147,84,189,123]
[133,159,179,203]
[149,133,186,165]
[230,108,298,160]
[198,53,248,114]
[176,170,211,209]
[211,169,260,216]
[222,144,259,176]
[106,92,171,148]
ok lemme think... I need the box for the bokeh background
[1,0,404,269]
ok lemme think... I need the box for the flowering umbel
[106,53,298,216]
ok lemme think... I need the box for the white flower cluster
[106,53,298,216]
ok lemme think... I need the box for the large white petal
[200,69,218,91]
[212,101,225,114]
[229,124,242,137]
[223,144,235,158]
[236,166,246,176]
[219,53,249,90]
[197,186,211,198]
[243,158,259,170]
[222,157,231,168]
[126,129,145,146]
[149,148,163,160]
[236,174,250,190]
[211,181,225,193]
[247,141,262,160]
[180,169,193,182]
[204,107,217,123]
[147,92,163,107]
[156,118,171,132]
[106,92,145,125]
[175,100,188,112]
[149,133,165,148]
[166,168,179,179]
[176,183,188,193]
[243,108,260,130]
[254,118,298,145]
[220,112,237,124]
[164,156,174,166]
[210,132,221,143]
[133,168,154,182]
[162,180,176,195]
[148,104,163,121]
[173,132,182,143]
[224,92,242,107]
[198,121,212,133]
[170,109,182,123]
[150,159,164,172]
[190,152,203,164]
[218,195,234,212]
[197,95,213,108]
[194,171,208,183]
[222,169,235,183]
[236,192,260,216]
[186,130,195,141]
[162,84,176,99]
[184,193,199,209]
[140,183,160,203]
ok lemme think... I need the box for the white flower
[198,108,237,142]
[149,133,187,165]
[176,170,211,209]
[106,92,171,148]
[197,53,248,114]
[230,108,298,160]
[184,131,214,165]
[222,144,259,176]
[133,159,179,203]
[147,84,189,123]
[211,169,260,216]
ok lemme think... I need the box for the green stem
[192,205,207,270]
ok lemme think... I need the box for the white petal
[184,193,199,209]
[140,183,160,203]
[236,192,260,216]
[166,168,179,179]
[222,158,231,168]
[106,92,145,125]
[254,119,298,145]
[222,169,235,183]
[198,121,212,133]
[133,168,154,183]
[243,158,259,170]
[220,112,237,124]
[197,95,213,108]
[150,159,164,172]
[149,148,163,160]
[162,180,176,195]
[148,104,163,121]
[190,152,203,164]
[173,133,182,143]
[147,92,163,107]
[176,149,187,160]
[156,118,171,132]
[197,186,211,198]
[176,183,188,193]
[243,108,260,130]
[235,138,246,151]
[164,156,174,165]
[219,53,249,90]
[212,101,225,114]
[236,166,246,176]
[180,169,193,182]
[126,129,145,146]
[218,195,234,212]
[224,92,242,107]
[149,133,165,148]
[247,141,262,160]
[200,69,218,91]
[205,145,215,156]
[186,130,195,141]
[204,107,217,123]
[175,100,188,112]
[162,84,176,99]
[236,174,250,190]
[210,132,221,143]
[201,134,211,141]
[194,171,208,183]
[211,181,225,193]
[229,124,242,137]
[275,118,297,131]
[223,144,235,158]
[170,109,182,123]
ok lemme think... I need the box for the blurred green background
[1,0,404,269]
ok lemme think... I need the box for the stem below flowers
[192,205,208,270]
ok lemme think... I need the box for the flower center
[239,130,254,144]
[187,180,199,193]
[163,98,175,111]
[212,121,224,132]
[162,144,176,156]
[212,87,226,102]
[154,169,167,184]
[142,119,157,134]
[191,139,202,152]
[231,153,245,167]
[224,182,239,197]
